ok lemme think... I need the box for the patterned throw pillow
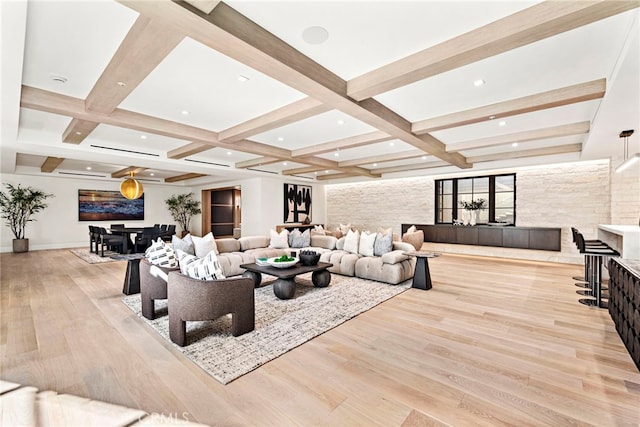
[343,229,360,254]
[175,249,225,280]
[373,232,393,256]
[145,238,178,268]
[289,228,311,248]
[192,232,218,257]
[269,229,289,249]
[172,233,195,256]
[358,231,376,257]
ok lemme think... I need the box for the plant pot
[180,230,189,238]
[13,238,29,253]
[469,210,477,226]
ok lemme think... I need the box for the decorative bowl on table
[267,256,299,268]
[299,250,320,266]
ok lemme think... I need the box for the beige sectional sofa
[215,234,416,285]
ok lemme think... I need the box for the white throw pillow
[313,224,325,235]
[269,229,289,249]
[343,229,360,254]
[145,238,178,268]
[175,249,225,280]
[192,232,218,257]
[338,223,351,235]
[406,225,417,234]
[358,230,376,257]
[172,233,195,256]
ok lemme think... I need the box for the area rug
[123,274,411,384]
[70,248,118,264]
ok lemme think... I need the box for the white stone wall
[610,154,640,225]
[326,160,612,264]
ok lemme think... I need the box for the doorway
[201,187,241,238]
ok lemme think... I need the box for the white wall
[610,154,640,225]
[325,160,619,264]
[0,173,185,252]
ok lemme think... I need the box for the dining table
[109,227,145,253]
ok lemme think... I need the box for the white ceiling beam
[446,121,591,152]
[413,79,605,134]
[291,130,393,158]
[347,1,639,100]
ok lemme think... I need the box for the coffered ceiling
[1,1,639,186]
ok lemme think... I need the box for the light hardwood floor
[1,249,639,426]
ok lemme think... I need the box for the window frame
[434,173,516,225]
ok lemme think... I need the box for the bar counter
[598,224,640,260]
[608,257,640,371]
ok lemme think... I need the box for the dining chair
[134,227,158,253]
[98,227,125,256]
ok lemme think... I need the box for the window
[435,173,515,224]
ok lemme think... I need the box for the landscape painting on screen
[78,190,144,221]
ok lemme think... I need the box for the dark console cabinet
[403,224,561,251]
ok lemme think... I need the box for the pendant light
[615,129,639,173]
[120,171,144,199]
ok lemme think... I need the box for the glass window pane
[442,209,452,223]
[495,208,514,224]
[496,175,514,192]
[442,180,453,194]
[477,209,489,224]
[442,194,452,209]
[475,192,489,207]
[458,178,472,194]
[458,193,472,206]
[495,192,514,208]
[473,177,489,193]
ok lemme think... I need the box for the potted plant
[459,198,486,226]
[0,183,54,252]
[165,192,201,237]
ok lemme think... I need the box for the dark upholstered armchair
[139,258,179,320]
[167,271,255,346]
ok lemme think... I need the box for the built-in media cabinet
[402,224,561,252]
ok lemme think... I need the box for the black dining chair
[97,227,125,256]
[134,227,158,253]
[88,225,99,253]
[159,224,176,242]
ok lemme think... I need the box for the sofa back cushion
[310,235,337,250]
[192,232,218,257]
[216,237,241,254]
[239,235,271,251]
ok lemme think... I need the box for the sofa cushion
[269,229,289,249]
[355,256,416,285]
[144,238,178,268]
[358,231,376,257]
[373,232,393,256]
[343,229,360,254]
[310,235,337,250]
[176,249,225,280]
[289,228,311,248]
[192,232,218,257]
[320,250,360,276]
[239,235,270,251]
[402,230,424,251]
[312,224,326,235]
[216,252,246,277]
[381,250,409,264]
[215,237,241,254]
[172,233,195,256]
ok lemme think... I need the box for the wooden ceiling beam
[62,119,100,144]
[235,156,282,169]
[413,79,605,134]
[219,97,331,143]
[117,0,470,169]
[338,149,426,167]
[291,130,393,158]
[167,142,214,159]
[467,143,583,163]
[40,157,64,173]
[165,173,208,183]
[282,165,325,176]
[63,16,184,143]
[347,1,639,100]
[447,121,591,152]
[295,156,380,178]
[111,166,148,179]
[21,86,291,159]
[315,173,353,181]
[372,161,450,175]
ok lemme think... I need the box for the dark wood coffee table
[240,261,333,300]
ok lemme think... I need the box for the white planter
[469,210,477,226]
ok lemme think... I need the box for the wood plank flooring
[1,249,639,426]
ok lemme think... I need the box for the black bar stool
[575,231,618,309]
[571,227,610,290]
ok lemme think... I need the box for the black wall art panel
[284,184,311,223]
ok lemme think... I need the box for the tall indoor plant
[0,183,54,252]
[165,192,201,236]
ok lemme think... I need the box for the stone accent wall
[326,160,611,264]
[610,154,640,225]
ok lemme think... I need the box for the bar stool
[571,227,610,289]
[575,231,618,308]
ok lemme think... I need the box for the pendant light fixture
[615,129,638,173]
[120,171,144,199]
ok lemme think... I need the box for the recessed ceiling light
[86,166,92,170]
[49,74,68,84]
[302,26,329,44]
[489,115,496,120]
[117,81,127,87]
[314,171,318,175]
[337,119,345,125]
[283,162,288,166]
[237,75,249,82]
[422,155,427,160]
[75,131,82,135]
[150,173,154,176]
[277,137,284,142]
[473,79,485,87]
[512,142,519,147]
[227,151,232,155]
[325,170,329,173]
[499,121,507,126]
[334,152,339,157]
[389,142,395,147]
[140,135,147,140]
[373,163,378,167]
[181,110,190,115]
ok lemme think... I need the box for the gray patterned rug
[123,274,411,384]
[70,249,145,264]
